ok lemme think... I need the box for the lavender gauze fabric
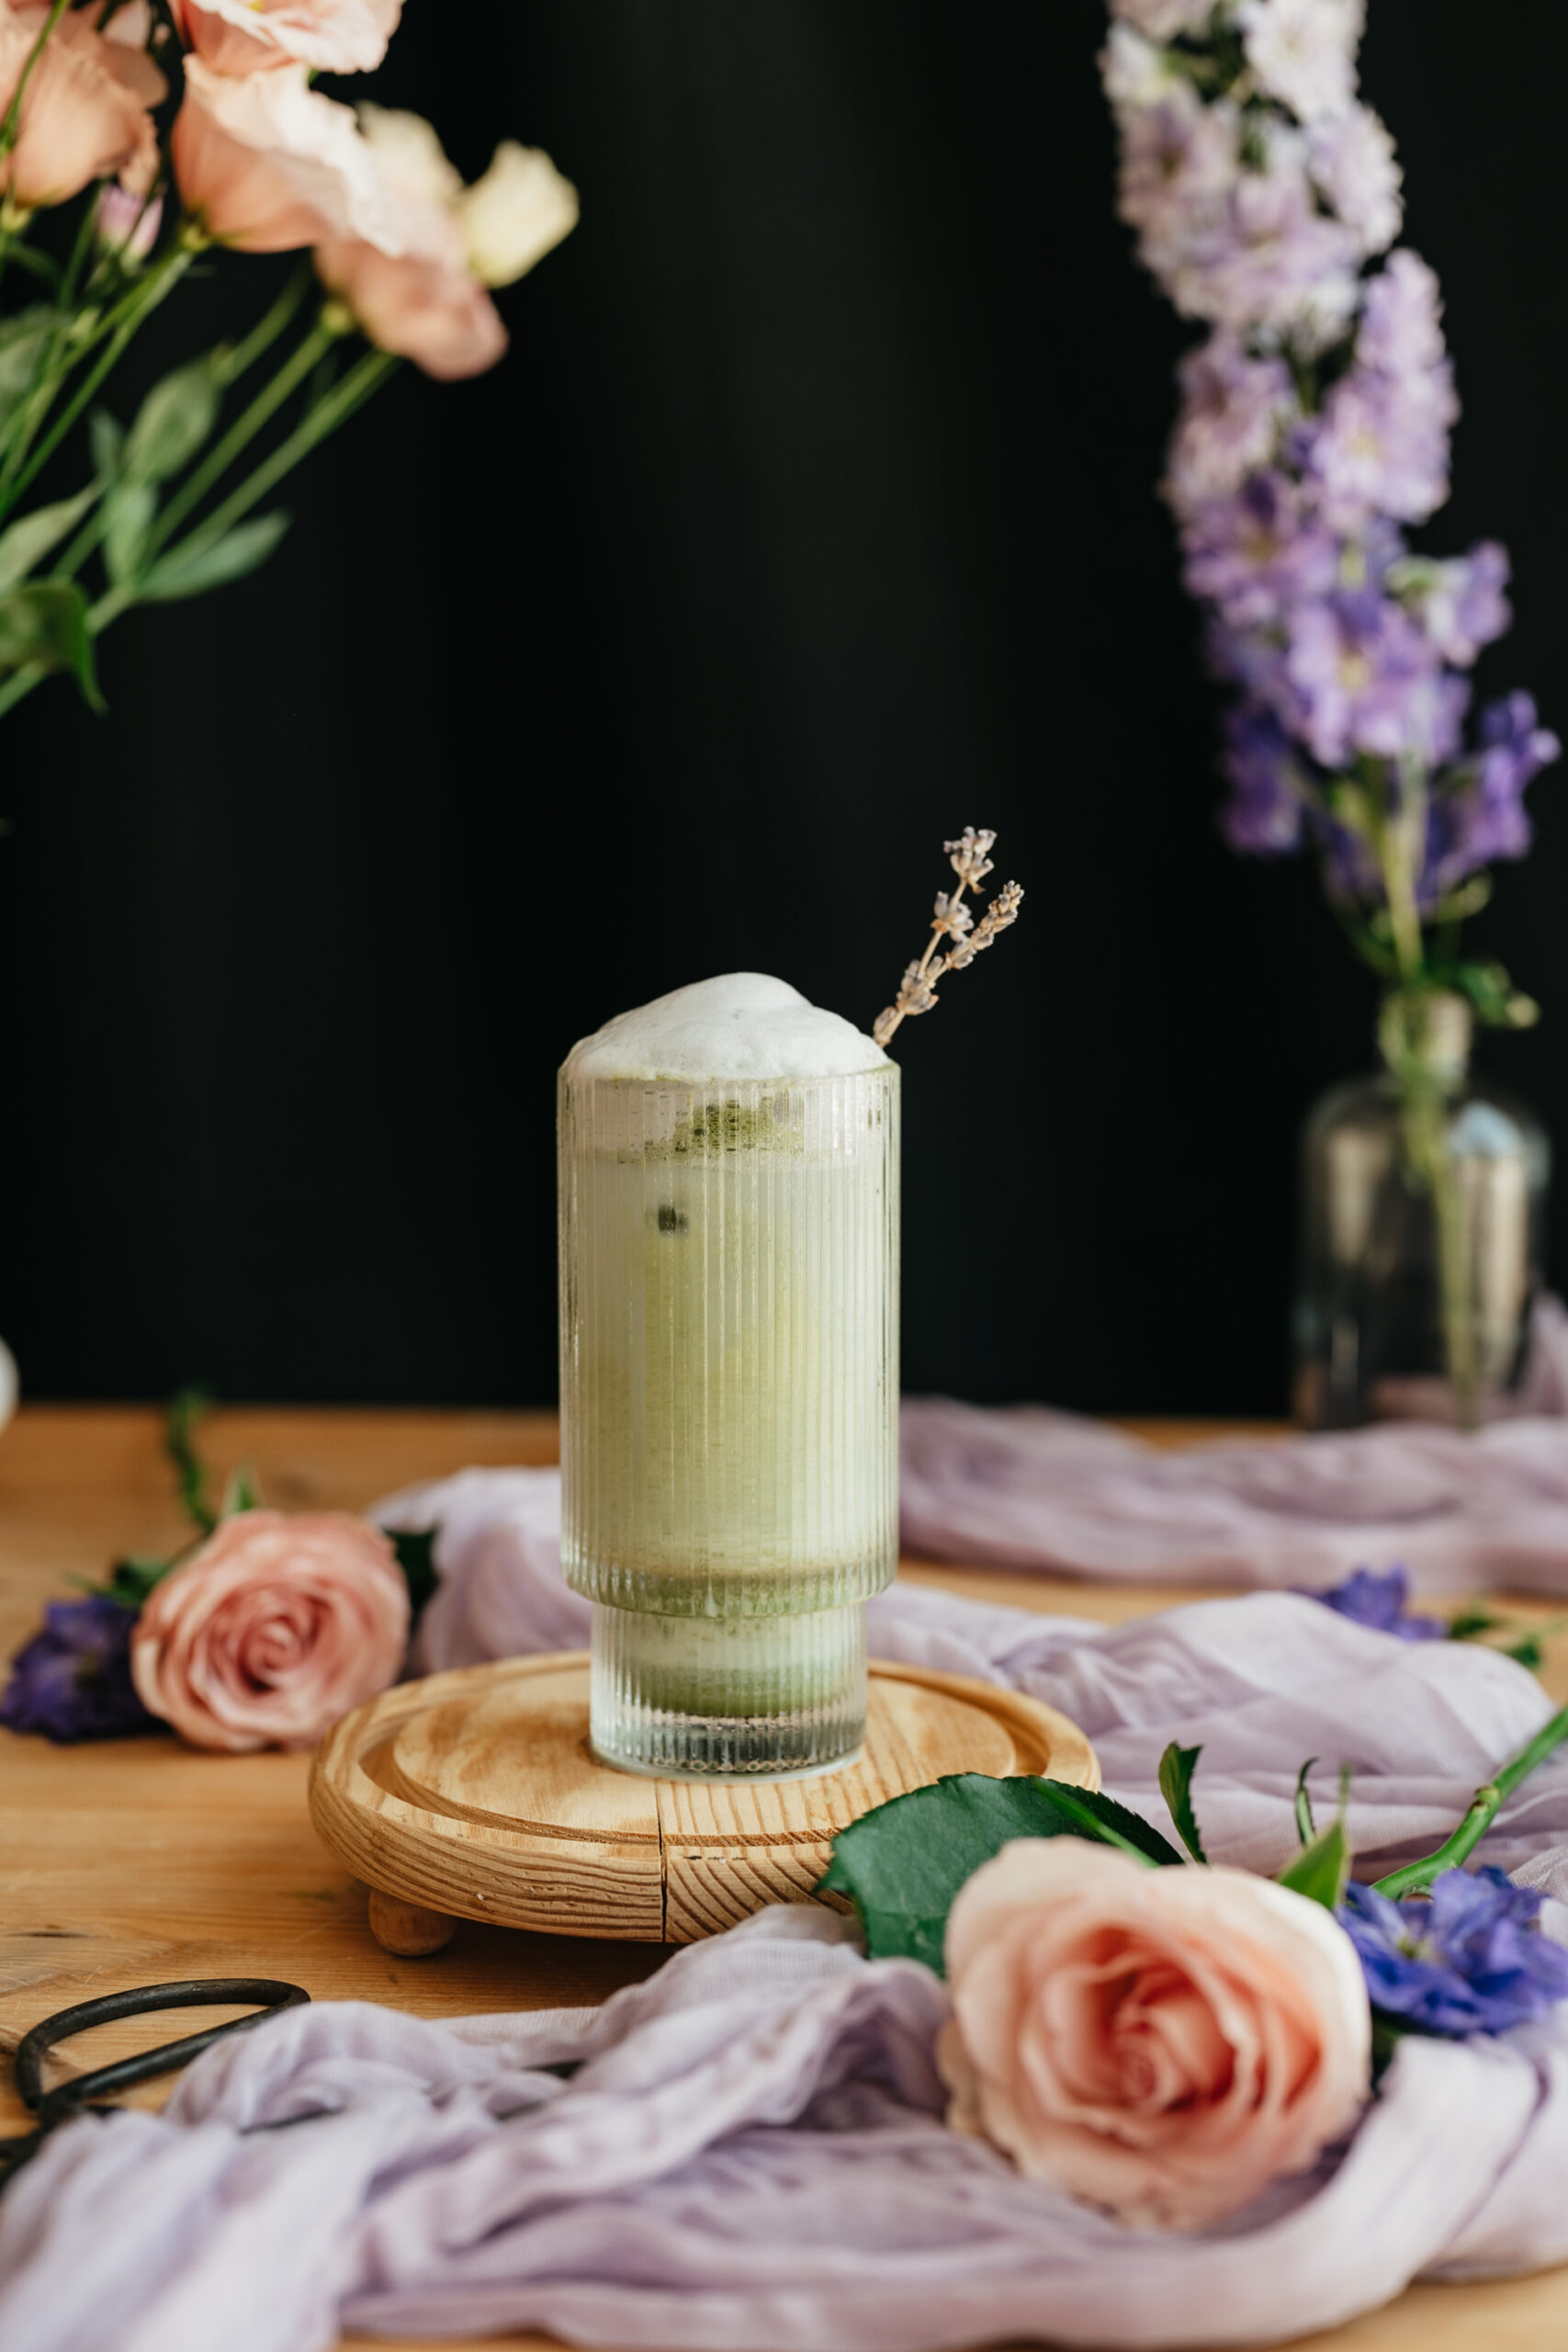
[900,1299,1568,1591]
[7,1474,1568,2350]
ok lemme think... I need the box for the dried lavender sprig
[873,827,1023,1046]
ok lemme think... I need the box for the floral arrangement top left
[0,0,577,721]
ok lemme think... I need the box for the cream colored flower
[457,141,579,288]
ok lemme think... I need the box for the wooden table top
[3,1404,1566,2352]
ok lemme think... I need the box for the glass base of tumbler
[589,1600,867,1778]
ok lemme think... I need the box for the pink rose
[0,1,165,209]
[172,57,395,253]
[938,1838,1370,2232]
[170,0,400,79]
[130,1510,409,1753]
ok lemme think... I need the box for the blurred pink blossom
[169,0,399,78]
[172,56,395,251]
[0,1,164,209]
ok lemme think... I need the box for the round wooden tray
[310,1653,1100,1953]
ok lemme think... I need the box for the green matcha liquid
[558,1067,898,1775]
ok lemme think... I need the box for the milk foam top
[565,973,889,1084]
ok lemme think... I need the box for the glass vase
[558,1064,899,1777]
[1294,989,1549,1429]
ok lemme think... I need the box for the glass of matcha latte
[558,973,899,1777]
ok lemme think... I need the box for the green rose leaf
[141,513,290,603]
[818,1772,1182,1975]
[391,1527,440,1622]
[0,582,102,707]
[1157,1740,1209,1863]
[98,1553,176,1608]
[125,356,221,482]
[1294,1757,1318,1847]
[220,1464,260,1517]
[1276,1815,1351,1912]
[0,481,99,594]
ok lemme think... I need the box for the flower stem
[1371,1701,1568,1898]
[146,314,335,560]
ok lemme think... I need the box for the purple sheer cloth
[901,1301,1568,1592]
[8,1471,1568,2352]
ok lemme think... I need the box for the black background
[1,0,1564,1413]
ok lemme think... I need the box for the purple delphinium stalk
[1312,1563,1446,1640]
[0,1595,156,1741]
[1339,1867,1568,2035]
[1100,1,1559,978]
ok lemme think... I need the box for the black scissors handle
[2,1976,310,2183]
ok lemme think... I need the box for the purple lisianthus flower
[1181,472,1340,626]
[1339,1868,1568,2036]
[1313,1564,1446,1639]
[0,1595,156,1742]
[1282,589,1469,769]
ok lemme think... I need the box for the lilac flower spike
[1100,1,1558,930]
[0,1595,156,1741]
[1339,1868,1568,2036]
[1313,1564,1446,1641]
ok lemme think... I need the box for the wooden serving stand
[310,1652,1100,1953]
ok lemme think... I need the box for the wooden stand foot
[367,1888,457,1955]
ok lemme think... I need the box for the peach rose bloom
[938,1838,1370,2232]
[172,57,395,252]
[0,1,165,209]
[130,1510,409,1753]
[170,0,399,78]
[315,238,506,380]
[313,107,504,380]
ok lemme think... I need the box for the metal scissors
[0,1977,310,2189]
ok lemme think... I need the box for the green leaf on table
[0,581,101,707]
[1503,1632,1546,1673]
[220,1464,260,1517]
[391,1527,440,1622]
[1158,1741,1209,1863]
[99,1553,176,1608]
[0,482,99,593]
[818,1773,1182,1974]
[1448,1606,1504,1643]
[125,356,220,482]
[1294,1757,1318,1847]
[1276,1815,1350,1912]
[103,480,156,587]
[141,513,290,603]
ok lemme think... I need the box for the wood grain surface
[310,1652,1099,1945]
[3,1403,1567,2352]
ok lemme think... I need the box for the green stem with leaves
[1363,759,1482,1430]
[1372,1701,1568,1899]
[147,312,336,560]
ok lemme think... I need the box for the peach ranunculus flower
[171,56,398,254]
[130,1510,410,1752]
[0,1,165,209]
[314,107,577,381]
[169,0,400,79]
[938,1838,1371,2233]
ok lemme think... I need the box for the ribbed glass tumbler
[558,1065,899,1777]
